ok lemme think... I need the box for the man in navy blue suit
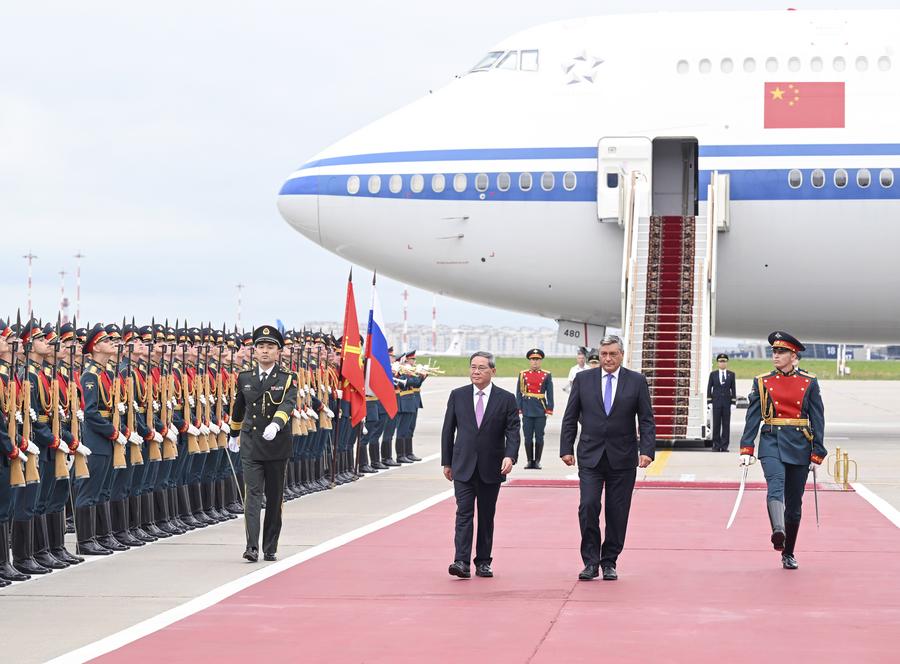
[441,351,520,579]
[560,335,655,581]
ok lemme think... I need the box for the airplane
[278,9,900,438]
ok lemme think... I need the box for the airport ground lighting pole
[74,251,85,320]
[58,270,67,320]
[402,288,409,353]
[431,293,437,352]
[236,283,245,328]
[23,251,37,317]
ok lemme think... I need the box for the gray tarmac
[4,376,898,662]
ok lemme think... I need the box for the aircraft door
[651,137,698,217]
[597,136,651,224]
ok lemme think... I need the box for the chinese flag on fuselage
[764,82,845,128]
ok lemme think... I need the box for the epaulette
[798,369,817,378]
[239,369,254,377]
[86,365,100,376]
[755,370,774,379]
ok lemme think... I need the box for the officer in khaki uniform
[228,325,297,562]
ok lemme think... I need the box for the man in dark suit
[441,351,520,579]
[228,325,298,563]
[560,335,655,581]
[706,353,737,451]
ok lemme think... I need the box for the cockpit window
[520,50,539,71]
[497,51,518,70]
[471,51,504,71]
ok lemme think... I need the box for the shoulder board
[755,371,774,379]
[239,369,254,377]
[86,365,101,376]
[798,369,817,378]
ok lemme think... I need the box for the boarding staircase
[617,170,728,443]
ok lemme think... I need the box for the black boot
[782,521,800,569]
[141,493,169,538]
[65,503,75,534]
[406,437,421,462]
[225,477,244,514]
[129,495,157,542]
[97,502,129,551]
[767,500,786,551]
[75,506,112,556]
[202,482,224,522]
[154,490,181,535]
[191,483,215,525]
[284,464,298,499]
[358,442,376,474]
[12,519,51,575]
[171,486,196,530]
[111,499,143,547]
[370,443,388,470]
[33,514,69,569]
[181,484,206,527]
[217,480,236,519]
[524,441,535,469]
[381,438,399,466]
[534,442,544,470]
[0,520,31,581]
[396,437,411,464]
[47,511,83,565]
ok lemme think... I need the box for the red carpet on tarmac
[95,482,899,663]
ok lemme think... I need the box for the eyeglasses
[470,365,490,372]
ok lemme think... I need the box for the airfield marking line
[852,482,900,528]
[644,450,671,477]
[46,487,455,664]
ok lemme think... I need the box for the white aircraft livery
[278,10,900,345]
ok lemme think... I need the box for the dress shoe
[533,460,542,470]
[602,565,618,581]
[34,551,68,569]
[475,562,493,578]
[382,458,400,467]
[243,547,259,563]
[448,561,471,578]
[771,529,786,551]
[578,564,599,580]
[264,552,276,562]
[782,553,799,570]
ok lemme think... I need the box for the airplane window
[563,172,577,191]
[788,169,802,189]
[521,50,539,71]
[410,174,424,193]
[497,51,518,70]
[833,56,846,71]
[347,175,360,195]
[878,56,891,71]
[453,173,467,193]
[788,57,801,72]
[765,57,778,72]
[834,169,848,188]
[811,169,825,188]
[856,56,869,72]
[607,173,619,188]
[699,59,711,74]
[743,58,756,73]
[857,168,871,188]
[541,172,555,191]
[475,173,489,192]
[389,175,402,194]
[720,58,733,73]
[367,175,381,194]
[676,59,689,74]
[432,173,446,193]
[810,56,823,72]
[471,51,504,71]
[519,172,533,192]
[880,169,894,188]
[497,173,511,191]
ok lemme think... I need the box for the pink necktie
[475,390,485,427]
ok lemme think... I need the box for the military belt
[37,415,50,423]
[764,417,809,426]
[398,389,415,396]
[523,392,546,399]
[99,410,111,417]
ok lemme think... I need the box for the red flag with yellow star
[340,270,366,426]
[764,82,844,128]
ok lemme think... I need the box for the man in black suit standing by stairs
[706,353,736,452]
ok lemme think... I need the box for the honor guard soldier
[228,325,297,563]
[516,348,554,469]
[738,331,826,570]
[707,353,736,452]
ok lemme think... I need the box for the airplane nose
[277,175,320,245]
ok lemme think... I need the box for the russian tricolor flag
[365,275,398,418]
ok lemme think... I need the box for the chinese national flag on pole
[340,270,367,426]
[764,82,845,128]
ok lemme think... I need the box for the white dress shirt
[602,367,621,405]
[565,363,587,391]
[259,365,275,382]
[473,382,493,411]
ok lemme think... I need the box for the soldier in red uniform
[516,348,554,469]
[738,331,826,570]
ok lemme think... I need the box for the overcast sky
[1,1,890,331]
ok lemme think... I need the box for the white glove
[76,409,84,422]
[19,451,28,463]
[30,407,37,422]
[153,431,164,444]
[199,395,206,405]
[262,423,280,441]
[188,396,195,408]
[199,424,210,436]
[117,402,126,414]
[209,423,221,435]
[325,407,335,418]
[26,441,40,456]
[132,400,140,410]
[739,454,756,467]
[76,444,91,457]
[227,436,240,452]
[167,424,178,442]
[336,389,343,399]
[221,395,228,406]
[168,398,177,410]
[208,395,216,405]
[59,405,67,417]
[15,411,23,424]
[128,431,143,446]
[116,432,128,446]
[305,407,316,418]
[300,410,309,420]
[292,409,301,420]
[57,440,71,454]
[153,400,160,412]
[188,425,200,436]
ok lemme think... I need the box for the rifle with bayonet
[215,325,227,449]
[6,312,26,487]
[110,321,127,470]
[70,317,89,479]
[182,323,200,455]
[22,319,41,484]
[126,321,143,467]
[196,328,210,453]
[145,319,162,462]
[51,315,69,480]
[160,319,177,460]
